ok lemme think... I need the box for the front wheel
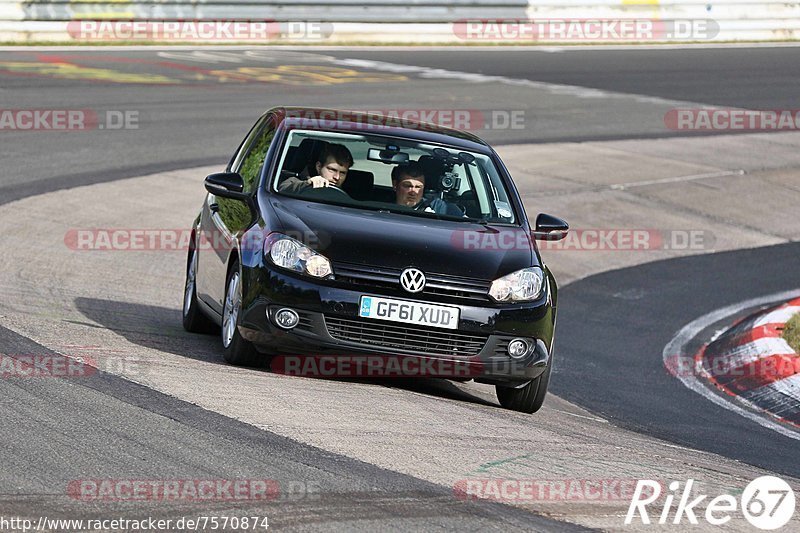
[496,363,552,414]
[221,260,259,366]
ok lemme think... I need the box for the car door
[197,114,277,313]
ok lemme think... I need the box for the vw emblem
[400,268,426,293]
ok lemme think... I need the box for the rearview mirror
[532,213,569,240]
[367,148,409,164]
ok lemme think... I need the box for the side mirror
[532,213,569,241]
[204,172,258,220]
[204,172,247,199]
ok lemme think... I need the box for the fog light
[507,339,529,359]
[274,308,299,330]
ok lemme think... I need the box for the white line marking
[157,51,247,63]
[658,441,714,454]
[332,57,703,106]
[609,169,745,190]
[663,289,800,441]
[549,408,608,423]
[156,50,336,64]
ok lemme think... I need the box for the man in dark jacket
[392,162,464,217]
[279,143,354,193]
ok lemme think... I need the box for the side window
[217,116,276,232]
[230,116,265,174]
[232,116,276,193]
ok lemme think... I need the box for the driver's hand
[306,176,328,188]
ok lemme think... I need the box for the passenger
[279,143,353,193]
[391,162,463,217]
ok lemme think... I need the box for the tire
[182,246,216,334]
[496,363,552,414]
[221,259,260,366]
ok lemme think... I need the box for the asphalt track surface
[1,46,799,529]
[3,45,800,200]
[555,242,800,478]
[324,46,800,109]
[0,326,580,531]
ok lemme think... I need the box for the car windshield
[271,129,517,224]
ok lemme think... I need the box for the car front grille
[494,338,510,357]
[333,262,490,301]
[324,316,488,358]
[295,310,315,332]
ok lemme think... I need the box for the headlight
[265,233,332,278]
[489,267,544,302]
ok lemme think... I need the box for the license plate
[358,296,460,330]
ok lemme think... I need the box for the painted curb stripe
[704,323,783,357]
[710,312,763,340]
[715,354,800,393]
[740,374,800,425]
[754,304,800,327]
[705,336,794,373]
[698,296,800,429]
[664,289,800,441]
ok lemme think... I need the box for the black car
[182,107,568,413]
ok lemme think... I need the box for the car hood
[269,198,537,280]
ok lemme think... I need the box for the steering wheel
[302,183,350,200]
[322,184,350,198]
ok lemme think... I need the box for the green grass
[783,313,800,353]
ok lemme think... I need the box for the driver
[392,162,463,217]
[279,143,353,193]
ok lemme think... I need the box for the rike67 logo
[626,477,796,530]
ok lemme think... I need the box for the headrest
[342,169,374,201]
[417,155,446,191]
[288,138,328,174]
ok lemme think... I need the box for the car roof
[266,107,494,154]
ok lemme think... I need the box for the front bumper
[238,267,555,384]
